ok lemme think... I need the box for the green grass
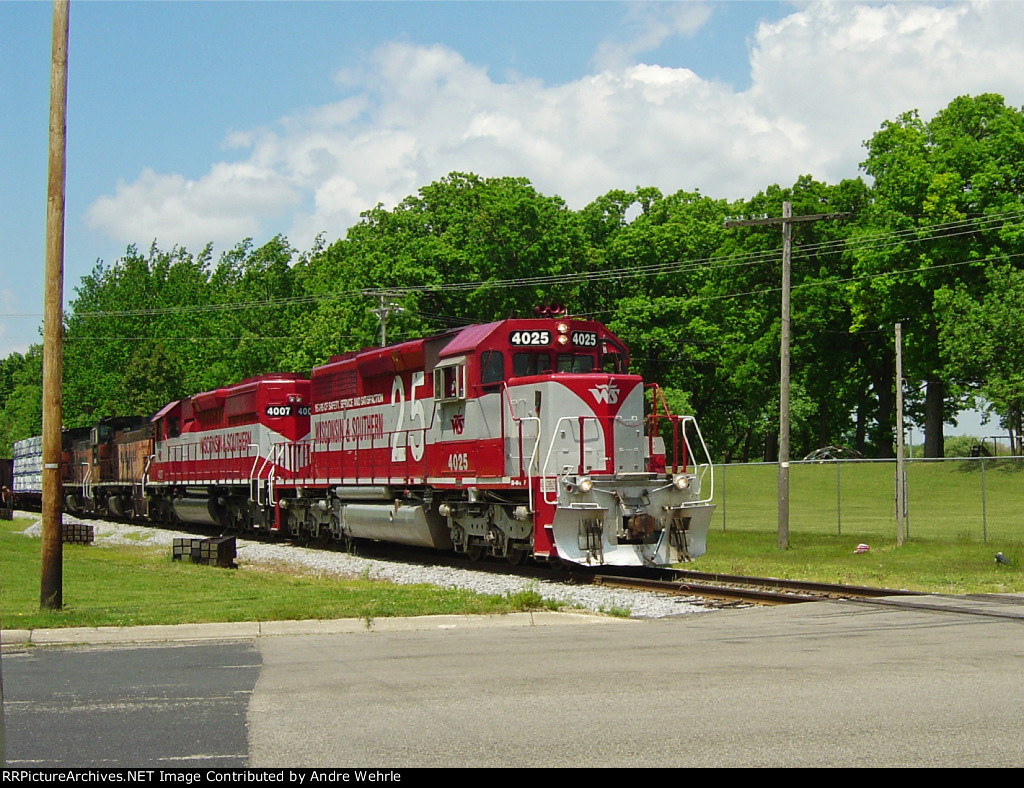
[700,460,1024,593]
[712,459,1024,543]
[0,517,561,631]
[688,530,1024,594]
[4,468,1023,632]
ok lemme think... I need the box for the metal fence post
[720,463,726,532]
[981,457,987,543]
[836,460,841,536]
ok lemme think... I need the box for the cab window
[434,362,466,401]
[513,352,552,378]
[600,341,627,374]
[480,350,504,388]
[556,354,595,373]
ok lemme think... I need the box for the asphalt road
[3,641,258,767]
[3,597,1023,768]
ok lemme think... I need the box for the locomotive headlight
[556,334,570,346]
[673,474,690,491]
[556,321,569,334]
[577,476,594,493]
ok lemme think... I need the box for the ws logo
[588,383,620,405]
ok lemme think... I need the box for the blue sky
[4,1,1024,434]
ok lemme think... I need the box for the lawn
[697,459,1024,593]
[710,458,1024,543]
[0,517,555,631]
[689,530,1023,594]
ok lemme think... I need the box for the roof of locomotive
[436,321,503,358]
[315,317,621,377]
[150,373,309,422]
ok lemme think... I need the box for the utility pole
[895,322,907,546]
[370,292,403,348]
[724,203,849,550]
[41,0,69,610]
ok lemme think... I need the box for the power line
[4,208,1023,323]
[59,251,1024,343]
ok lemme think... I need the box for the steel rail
[666,569,921,598]
[593,572,923,606]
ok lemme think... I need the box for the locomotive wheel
[507,549,528,566]
[466,545,486,562]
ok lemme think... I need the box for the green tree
[937,264,1024,452]
[0,347,42,457]
[63,244,213,424]
[290,172,589,369]
[62,237,309,424]
[852,93,1024,457]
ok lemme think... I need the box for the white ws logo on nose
[589,383,620,405]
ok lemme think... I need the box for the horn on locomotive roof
[533,303,566,317]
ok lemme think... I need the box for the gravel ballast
[16,512,713,619]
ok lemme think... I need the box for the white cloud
[84,1,1024,255]
[592,1,714,72]
[747,1,1024,178]
[85,165,300,252]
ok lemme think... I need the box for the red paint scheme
[148,374,310,486]
[292,318,633,486]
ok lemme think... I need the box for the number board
[571,331,598,347]
[509,330,551,347]
[265,405,310,417]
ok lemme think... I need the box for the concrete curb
[1,611,634,648]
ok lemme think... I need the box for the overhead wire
[8,208,1024,329]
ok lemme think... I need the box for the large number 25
[391,372,426,463]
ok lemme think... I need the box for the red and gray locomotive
[13,316,715,567]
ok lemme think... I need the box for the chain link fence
[713,456,1024,543]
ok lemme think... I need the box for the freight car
[12,316,715,567]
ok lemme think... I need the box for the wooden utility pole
[895,322,907,546]
[371,292,403,348]
[724,204,848,550]
[779,201,792,550]
[41,0,70,610]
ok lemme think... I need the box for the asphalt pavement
[3,598,1023,767]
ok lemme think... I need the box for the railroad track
[10,509,928,609]
[593,569,923,606]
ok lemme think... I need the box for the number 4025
[447,452,469,472]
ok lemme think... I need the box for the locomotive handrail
[644,383,714,503]
[248,443,267,506]
[141,453,154,496]
[304,427,431,484]
[687,415,715,503]
[523,415,541,513]
[81,462,93,503]
[267,443,284,506]
[498,381,541,510]
[539,414,603,506]
[645,383,688,472]
[655,413,714,504]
